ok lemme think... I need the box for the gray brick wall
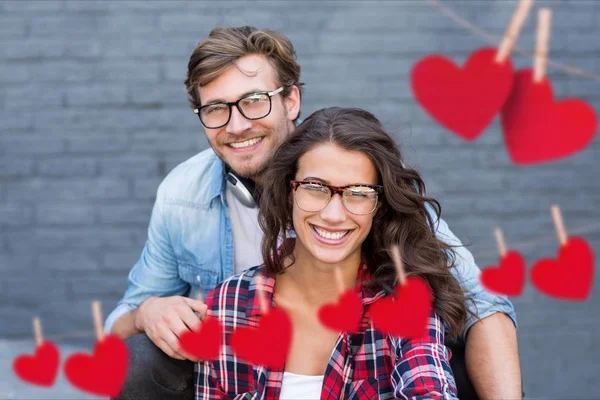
[1,0,598,397]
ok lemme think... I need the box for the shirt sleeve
[427,203,518,341]
[391,311,458,399]
[104,180,189,333]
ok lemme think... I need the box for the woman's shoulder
[204,265,265,314]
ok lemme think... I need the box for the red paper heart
[370,277,433,339]
[411,47,514,141]
[530,237,594,300]
[179,317,223,360]
[230,308,292,369]
[318,290,362,333]
[13,341,60,387]
[63,335,128,397]
[501,69,597,164]
[481,251,526,296]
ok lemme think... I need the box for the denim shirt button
[196,275,201,282]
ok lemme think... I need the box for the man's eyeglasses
[193,87,284,129]
[291,180,384,215]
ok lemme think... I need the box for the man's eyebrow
[202,89,266,106]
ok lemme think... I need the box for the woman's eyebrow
[302,177,376,187]
[302,176,329,184]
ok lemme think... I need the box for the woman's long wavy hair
[258,107,468,339]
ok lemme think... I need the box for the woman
[195,107,468,399]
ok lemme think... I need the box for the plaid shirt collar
[245,241,387,319]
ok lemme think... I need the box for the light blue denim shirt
[105,148,517,341]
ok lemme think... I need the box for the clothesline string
[12,219,598,343]
[426,0,600,81]
[469,219,600,260]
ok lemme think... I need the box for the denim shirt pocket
[178,262,220,293]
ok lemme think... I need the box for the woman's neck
[275,245,362,308]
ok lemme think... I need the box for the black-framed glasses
[193,87,284,129]
[291,180,383,215]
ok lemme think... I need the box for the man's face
[197,54,300,180]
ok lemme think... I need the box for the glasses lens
[343,187,378,214]
[200,103,230,128]
[238,93,271,119]
[295,183,330,212]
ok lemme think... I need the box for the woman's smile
[309,223,355,245]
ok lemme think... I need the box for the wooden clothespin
[495,227,508,257]
[390,245,407,286]
[33,316,44,347]
[534,8,552,82]
[495,0,535,64]
[551,204,568,245]
[92,301,104,342]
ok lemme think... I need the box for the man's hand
[135,296,208,361]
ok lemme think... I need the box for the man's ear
[284,85,301,121]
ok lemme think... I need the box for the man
[106,26,521,399]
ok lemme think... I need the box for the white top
[226,185,264,274]
[279,372,324,400]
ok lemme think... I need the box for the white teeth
[314,226,349,240]
[229,137,262,148]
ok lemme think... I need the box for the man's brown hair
[185,26,304,109]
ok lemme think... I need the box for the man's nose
[320,194,347,223]
[226,106,252,135]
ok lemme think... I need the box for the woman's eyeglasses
[291,180,383,215]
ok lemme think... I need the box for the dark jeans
[115,334,479,400]
[114,334,194,400]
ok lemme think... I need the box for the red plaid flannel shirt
[194,264,457,400]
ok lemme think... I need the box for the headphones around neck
[226,169,258,208]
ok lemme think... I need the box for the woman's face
[292,143,379,267]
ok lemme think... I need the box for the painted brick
[36,204,96,225]
[1,0,64,11]
[36,157,97,177]
[0,158,34,177]
[3,178,129,201]
[0,204,34,226]
[1,3,599,397]
[66,85,128,107]
[98,203,153,225]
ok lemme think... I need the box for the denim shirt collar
[202,154,227,208]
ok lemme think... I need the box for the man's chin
[227,161,266,181]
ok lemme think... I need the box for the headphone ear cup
[226,172,258,208]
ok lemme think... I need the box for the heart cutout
[480,251,526,296]
[317,289,362,333]
[411,47,514,141]
[501,69,597,164]
[63,335,128,397]
[179,317,223,360]
[13,341,60,387]
[230,308,292,369]
[370,277,433,339]
[530,236,594,301]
